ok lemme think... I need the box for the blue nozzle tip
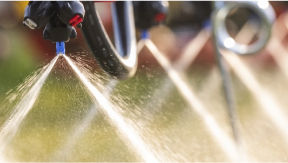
[202,20,211,30]
[141,30,150,40]
[56,42,65,55]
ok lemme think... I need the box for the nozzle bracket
[56,42,65,55]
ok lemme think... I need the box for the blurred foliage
[0,30,38,99]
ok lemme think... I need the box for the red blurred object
[69,15,83,27]
[154,13,166,23]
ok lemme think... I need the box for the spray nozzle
[140,30,150,40]
[23,1,85,54]
[56,42,65,55]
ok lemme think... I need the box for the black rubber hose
[81,2,137,79]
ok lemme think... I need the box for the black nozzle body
[23,1,85,42]
[133,1,169,30]
[23,2,55,29]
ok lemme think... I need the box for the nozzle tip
[56,42,65,55]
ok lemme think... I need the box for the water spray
[220,19,288,146]
[51,79,118,161]
[64,55,160,163]
[0,56,59,155]
[144,39,249,161]
[0,2,85,158]
[137,11,248,159]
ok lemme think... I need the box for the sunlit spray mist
[144,39,250,161]
[224,20,288,145]
[265,8,288,80]
[237,19,288,81]
[51,104,98,161]
[0,154,7,163]
[134,31,210,161]
[139,29,210,123]
[64,55,160,163]
[267,31,288,79]
[223,52,288,145]
[0,56,59,154]
[174,29,210,71]
[52,79,118,161]
[142,78,173,119]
